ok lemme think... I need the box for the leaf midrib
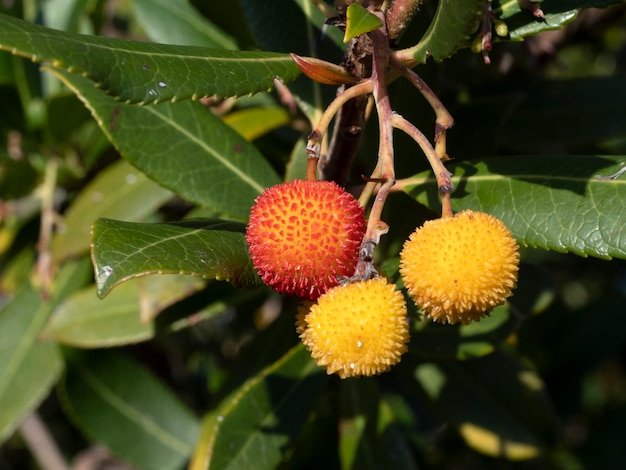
[74,361,191,455]
[143,106,266,195]
[406,172,626,187]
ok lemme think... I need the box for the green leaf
[494,0,625,40]
[337,380,419,469]
[42,280,154,348]
[49,67,280,219]
[51,159,174,263]
[400,155,626,259]
[90,218,261,298]
[343,4,384,44]
[376,398,420,470]
[0,287,63,444]
[284,136,309,182]
[222,106,291,141]
[410,351,560,460]
[60,350,200,470]
[239,0,345,121]
[132,0,237,49]
[410,304,516,360]
[0,13,300,104]
[339,379,379,470]
[191,344,326,470]
[0,258,91,443]
[408,0,483,62]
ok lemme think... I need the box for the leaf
[410,351,561,460]
[42,280,154,348]
[410,305,516,360]
[284,136,309,182]
[494,0,625,40]
[337,380,419,469]
[408,0,483,63]
[51,159,174,263]
[239,0,345,121]
[222,106,291,141]
[49,67,280,220]
[0,287,63,444]
[0,259,90,443]
[59,350,200,470]
[343,4,384,44]
[90,218,261,298]
[0,13,300,104]
[190,343,327,470]
[339,379,379,470]
[376,397,420,470]
[135,274,206,323]
[400,155,626,259]
[132,0,237,49]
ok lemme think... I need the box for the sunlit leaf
[407,0,483,62]
[42,280,153,348]
[223,106,291,141]
[51,159,173,263]
[400,155,626,259]
[190,344,326,470]
[0,13,300,104]
[0,287,62,443]
[133,0,237,49]
[50,67,280,220]
[90,218,260,298]
[343,3,383,43]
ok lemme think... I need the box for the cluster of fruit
[245,179,520,378]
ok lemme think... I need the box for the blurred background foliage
[1,0,626,469]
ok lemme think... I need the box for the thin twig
[19,412,69,470]
[350,23,397,280]
[37,157,59,300]
[306,80,374,162]
[390,59,454,160]
[391,114,454,217]
[386,0,423,41]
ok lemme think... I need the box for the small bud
[471,35,483,54]
[290,53,358,85]
[494,20,508,37]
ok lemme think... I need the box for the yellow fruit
[246,180,366,299]
[399,210,520,324]
[297,278,410,378]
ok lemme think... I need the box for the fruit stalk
[390,114,454,218]
[391,59,454,160]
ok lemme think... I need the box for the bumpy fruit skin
[246,180,366,300]
[399,210,520,325]
[297,278,410,378]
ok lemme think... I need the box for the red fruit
[246,180,366,299]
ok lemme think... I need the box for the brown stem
[19,413,68,470]
[390,114,454,217]
[351,24,396,280]
[306,156,319,182]
[37,158,59,300]
[390,59,454,160]
[386,0,423,41]
[306,80,374,164]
